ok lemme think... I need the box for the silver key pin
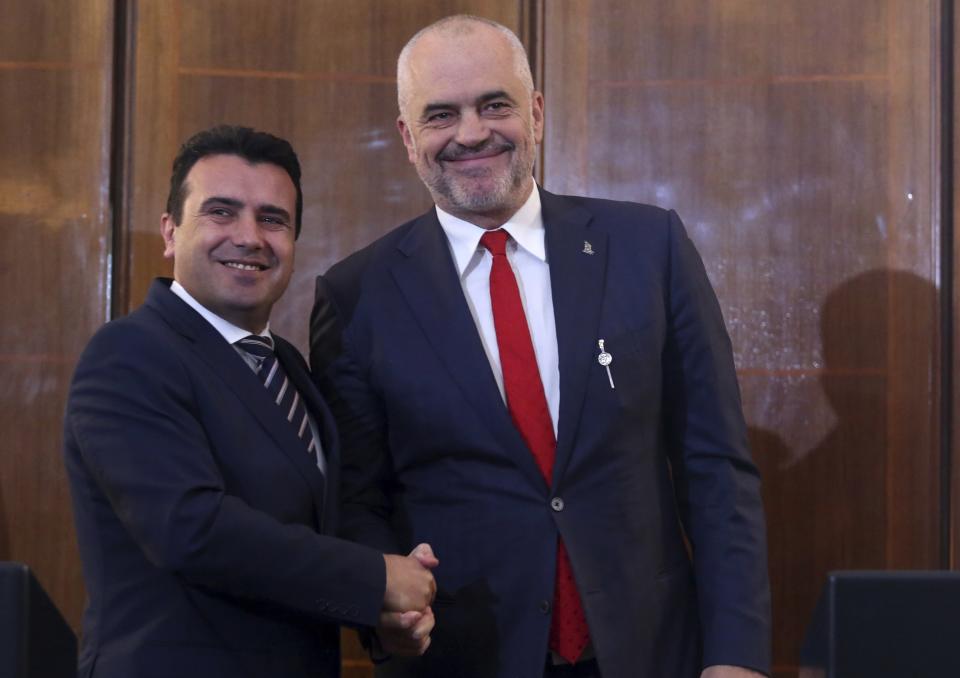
[598,339,615,389]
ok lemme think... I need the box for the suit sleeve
[660,210,772,674]
[66,321,386,627]
[310,273,401,555]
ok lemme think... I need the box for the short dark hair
[165,125,304,237]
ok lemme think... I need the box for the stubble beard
[418,138,536,217]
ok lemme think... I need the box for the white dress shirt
[171,280,273,370]
[436,188,560,436]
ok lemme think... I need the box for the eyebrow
[199,196,291,222]
[476,90,515,106]
[199,196,244,212]
[420,90,517,118]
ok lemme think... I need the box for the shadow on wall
[749,268,938,672]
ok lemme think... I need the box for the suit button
[539,599,551,614]
[550,497,564,512]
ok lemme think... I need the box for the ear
[160,213,177,259]
[397,116,417,164]
[531,91,545,145]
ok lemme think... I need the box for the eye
[204,207,235,221]
[426,111,454,124]
[260,215,290,230]
[484,101,511,114]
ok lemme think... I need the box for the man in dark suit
[64,125,437,678]
[310,16,770,678]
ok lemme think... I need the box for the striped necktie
[236,335,325,475]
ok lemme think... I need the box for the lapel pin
[597,339,614,389]
[582,241,595,255]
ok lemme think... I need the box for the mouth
[439,142,514,165]
[445,150,505,163]
[221,260,269,272]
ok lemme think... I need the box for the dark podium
[800,571,960,678]
[0,562,76,678]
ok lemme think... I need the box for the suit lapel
[389,212,548,490]
[541,190,608,487]
[145,280,327,528]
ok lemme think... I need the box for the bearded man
[310,16,770,678]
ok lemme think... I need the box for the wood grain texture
[0,0,114,630]
[953,0,960,573]
[882,0,941,574]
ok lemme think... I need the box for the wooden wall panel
[543,1,942,676]
[883,0,942,573]
[954,0,960,573]
[0,0,114,629]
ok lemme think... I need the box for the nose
[231,211,264,248]
[454,111,491,148]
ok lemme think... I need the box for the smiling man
[310,15,771,678]
[64,125,438,678]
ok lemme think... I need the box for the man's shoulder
[75,284,197,374]
[544,189,672,227]
[323,209,433,287]
[77,307,172,370]
[67,309,190,425]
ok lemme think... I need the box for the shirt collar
[436,185,545,278]
[169,280,272,345]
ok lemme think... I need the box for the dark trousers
[543,658,602,678]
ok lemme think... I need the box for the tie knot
[480,229,510,257]
[237,335,275,360]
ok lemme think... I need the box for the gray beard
[426,159,530,215]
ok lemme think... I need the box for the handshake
[380,543,439,656]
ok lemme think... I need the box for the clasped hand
[379,543,439,656]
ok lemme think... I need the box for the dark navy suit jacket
[64,279,386,678]
[310,189,771,678]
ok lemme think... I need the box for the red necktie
[479,229,590,663]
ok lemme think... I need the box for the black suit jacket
[311,189,771,678]
[64,279,386,678]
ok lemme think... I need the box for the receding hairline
[396,15,535,117]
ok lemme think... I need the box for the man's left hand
[374,606,435,656]
[701,666,766,678]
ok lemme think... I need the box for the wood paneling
[0,0,114,629]
[543,1,942,676]
[955,0,960,573]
